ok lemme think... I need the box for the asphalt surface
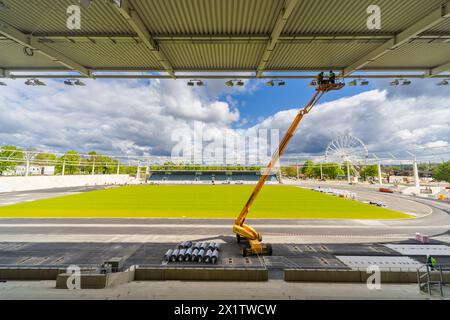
[0,183,448,270]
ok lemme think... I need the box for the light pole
[406,151,420,188]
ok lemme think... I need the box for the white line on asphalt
[0,234,414,243]
[0,223,448,229]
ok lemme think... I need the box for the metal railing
[417,263,450,297]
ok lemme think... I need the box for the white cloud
[0,78,449,163]
[251,89,450,157]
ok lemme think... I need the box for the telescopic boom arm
[233,82,344,256]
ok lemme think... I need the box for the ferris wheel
[325,134,369,164]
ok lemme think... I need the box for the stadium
[0,0,449,307]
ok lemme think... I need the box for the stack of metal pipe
[163,241,221,264]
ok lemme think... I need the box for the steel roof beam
[112,0,175,78]
[255,0,300,77]
[6,73,450,80]
[427,60,450,77]
[343,1,450,77]
[0,21,91,77]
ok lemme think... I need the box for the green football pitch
[0,185,411,219]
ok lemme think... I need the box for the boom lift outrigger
[233,80,345,257]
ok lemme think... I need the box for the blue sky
[0,75,449,162]
[220,78,376,127]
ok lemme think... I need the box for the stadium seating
[147,171,279,184]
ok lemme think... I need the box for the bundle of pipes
[163,241,221,264]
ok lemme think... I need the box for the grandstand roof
[0,0,450,79]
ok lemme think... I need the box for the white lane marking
[0,223,448,229]
[385,244,450,256]
[336,255,421,270]
[0,234,413,243]
[353,220,385,226]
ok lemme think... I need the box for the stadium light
[266,80,286,87]
[437,79,449,86]
[74,79,86,86]
[402,79,412,86]
[225,80,244,87]
[390,79,400,86]
[360,79,369,86]
[348,80,357,86]
[187,80,205,87]
[25,79,46,86]
[64,79,86,86]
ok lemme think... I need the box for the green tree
[301,160,316,178]
[33,152,57,166]
[433,161,450,183]
[56,151,81,175]
[0,146,24,175]
[281,166,297,178]
[323,163,344,179]
[342,161,356,177]
[360,165,378,181]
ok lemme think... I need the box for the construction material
[163,241,221,264]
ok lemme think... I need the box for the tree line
[281,160,450,183]
[0,146,262,176]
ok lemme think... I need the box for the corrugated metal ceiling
[0,0,449,73]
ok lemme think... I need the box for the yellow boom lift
[233,80,345,256]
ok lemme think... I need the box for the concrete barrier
[0,268,62,280]
[56,273,107,289]
[106,267,136,287]
[0,174,136,193]
[285,269,450,283]
[56,267,136,289]
[135,267,268,281]
[284,269,362,282]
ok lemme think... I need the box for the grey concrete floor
[0,280,448,300]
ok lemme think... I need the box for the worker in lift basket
[329,70,336,84]
[317,71,325,85]
[427,255,437,271]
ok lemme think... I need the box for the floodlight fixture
[25,79,46,86]
[266,79,286,87]
[187,81,195,86]
[360,79,369,86]
[390,79,400,86]
[35,79,46,86]
[402,79,412,86]
[236,80,244,86]
[74,79,86,86]
[348,80,357,86]
[437,79,449,86]
[225,80,234,87]
[0,81,6,86]
[196,80,204,86]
